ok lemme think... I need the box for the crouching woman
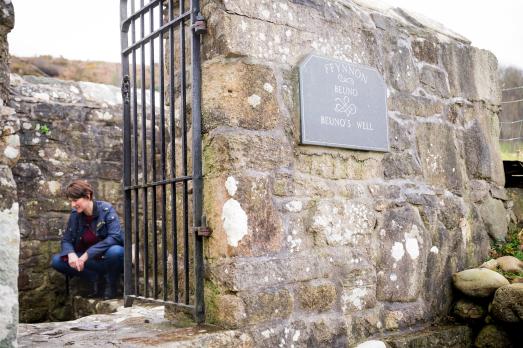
[51,179,124,299]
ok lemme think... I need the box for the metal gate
[119,0,205,322]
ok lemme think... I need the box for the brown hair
[65,179,94,200]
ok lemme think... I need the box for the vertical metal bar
[131,0,140,298]
[179,0,190,306]
[168,0,179,303]
[140,0,149,299]
[159,0,168,302]
[150,5,159,300]
[120,0,133,308]
[190,0,204,323]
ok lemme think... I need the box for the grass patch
[490,224,523,261]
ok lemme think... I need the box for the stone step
[379,325,473,348]
[18,304,249,348]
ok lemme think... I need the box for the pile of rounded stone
[452,256,523,347]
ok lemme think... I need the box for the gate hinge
[121,75,130,105]
[192,12,207,35]
[194,215,212,237]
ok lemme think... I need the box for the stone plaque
[299,54,389,151]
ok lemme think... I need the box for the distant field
[10,55,123,86]
[500,141,523,161]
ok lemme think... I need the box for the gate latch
[192,12,207,35]
[194,215,212,237]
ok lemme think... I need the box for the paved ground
[18,304,251,347]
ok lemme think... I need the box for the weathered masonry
[195,0,506,345]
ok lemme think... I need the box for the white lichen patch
[225,176,238,197]
[390,273,397,281]
[247,94,261,108]
[3,146,18,159]
[261,329,272,338]
[404,225,420,260]
[54,148,69,160]
[311,201,374,246]
[47,181,61,195]
[94,110,114,120]
[430,246,439,254]
[285,200,302,212]
[263,83,274,93]
[292,330,300,342]
[342,287,367,312]
[287,234,302,253]
[221,198,248,247]
[22,122,32,130]
[391,242,405,261]
[3,134,20,159]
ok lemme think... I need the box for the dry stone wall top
[199,0,509,345]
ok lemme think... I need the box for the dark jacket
[60,200,124,259]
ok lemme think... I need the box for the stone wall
[0,0,18,346]
[11,75,123,322]
[199,0,509,345]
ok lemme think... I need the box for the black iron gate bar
[120,0,205,322]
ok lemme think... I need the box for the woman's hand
[68,253,79,270]
[76,253,89,272]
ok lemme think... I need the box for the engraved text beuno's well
[299,54,389,151]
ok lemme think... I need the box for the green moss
[204,280,220,325]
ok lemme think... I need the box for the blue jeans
[51,245,124,285]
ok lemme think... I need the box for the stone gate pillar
[0,1,19,347]
[198,0,506,346]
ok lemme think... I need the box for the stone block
[207,248,355,292]
[382,301,426,330]
[412,38,439,65]
[382,151,422,179]
[507,188,523,223]
[341,284,377,314]
[295,280,337,312]
[203,130,292,176]
[247,319,310,348]
[240,287,293,324]
[388,116,415,152]
[474,325,513,348]
[420,65,450,97]
[416,122,465,194]
[387,93,444,117]
[202,60,280,131]
[477,196,508,241]
[308,199,377,253]
[442,44,500,104]
[204,174,284,258]
[308,316,348,347]
[452,268,509,298]
[384,46,419,93]
[346,307,384,346]
[468,180,490,203]
[376,205,429,302]
[490,283,523,323]
[463,116,505,186]
[296,148,384,181]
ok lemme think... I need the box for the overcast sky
[8,0,523,69]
